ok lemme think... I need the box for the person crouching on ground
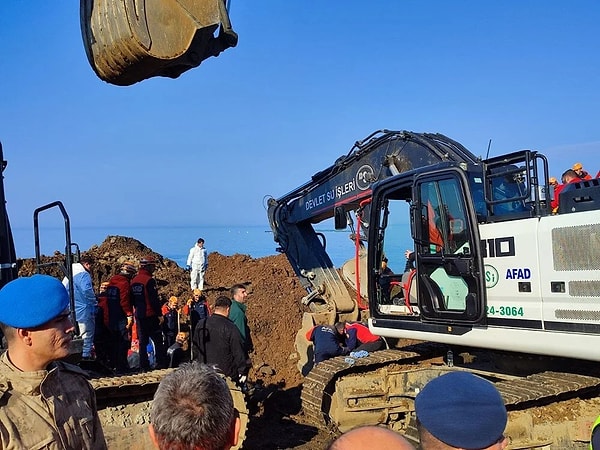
[306,322,348,364]
[344,321,385,353]
[0,275,107,449]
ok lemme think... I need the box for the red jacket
[131,268,161,318]
[108,273,133,317]
[551,177,582,211]
[97,292,109,328]
[345,322,380,344]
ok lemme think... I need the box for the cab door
[412,169,486,324]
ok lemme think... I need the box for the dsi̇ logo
[356,165,375,190]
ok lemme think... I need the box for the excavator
[80,0,237,85]
[267,129,600,448]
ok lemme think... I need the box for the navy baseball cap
[415,371,507,449]
[0,275,70,328]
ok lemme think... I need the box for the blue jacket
[307,325,345,364]
[63,263,97,322]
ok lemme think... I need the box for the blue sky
[1,2,598,231]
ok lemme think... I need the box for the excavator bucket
[80,0,238,86]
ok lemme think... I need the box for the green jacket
[591,414,600,450]
[229,300,253,353]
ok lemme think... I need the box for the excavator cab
[369,164,487,327]
[81,0,237,86]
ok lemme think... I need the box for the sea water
[12,224,410,269]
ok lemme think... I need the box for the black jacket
[192,313,249,381]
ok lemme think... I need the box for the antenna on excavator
[486,139,492,159]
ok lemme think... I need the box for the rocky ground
[18,235,600,450]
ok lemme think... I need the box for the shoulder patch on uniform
[55,361,90,378]
[0,376,9,398]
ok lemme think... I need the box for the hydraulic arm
[267,130,480,321]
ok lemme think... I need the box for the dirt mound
[19,235,307,388]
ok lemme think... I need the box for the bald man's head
[327,426,414,450]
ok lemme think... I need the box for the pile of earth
[18,235,334,449]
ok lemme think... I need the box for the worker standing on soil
[106,261,137,374]
[415,371,508,449]
[131,256,166,370]
[229,283,253,354]
[94,281,111,366]
[183,288,211,336]
[161,296,180,348]
[62,254,97,360]
[192,296,250,385]
[306,322,348,364]
[187,238,208,291]
[149,361,241,450]
[0,275,107,449]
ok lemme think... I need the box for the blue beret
[415,371,507,449]
[0,275,70,328]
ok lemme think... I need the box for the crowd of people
[0,233,599,448]
[58,236,254,383]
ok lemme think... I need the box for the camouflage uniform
[0,352,107,449]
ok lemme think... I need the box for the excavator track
[91,369,175,403]
[91,369,249,450]
[496,371,600,406]
[302,348,600,439]
[301,349,421,428]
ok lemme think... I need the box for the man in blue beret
[415,371,508,450]
[0,275,107,449]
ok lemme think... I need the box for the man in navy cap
[415,371,508,449]
[0,275,107,449]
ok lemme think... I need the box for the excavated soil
[18,235,600,449]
